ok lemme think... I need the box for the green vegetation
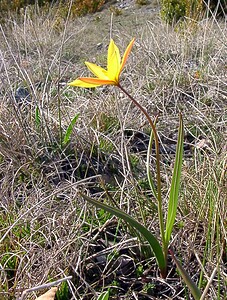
[160,0,226,23]
[0,0,108,21]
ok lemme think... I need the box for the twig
[18,276,72,300]
[200,267,217,300]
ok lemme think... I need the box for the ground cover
[0,1,226,299]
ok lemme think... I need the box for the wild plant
[68,38,201,299]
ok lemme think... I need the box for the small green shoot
[35,106,41,128]
[97,290,109,300]
[62,113,80,146]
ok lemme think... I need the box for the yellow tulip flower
[68,38,135,88]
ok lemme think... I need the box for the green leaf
[80,192,166,273]
[165,113,184,245]
[35,106,41,128]
[97,290,109,300]
[62,113,80,146]
[147,116,158,200]
[169,249,201,299]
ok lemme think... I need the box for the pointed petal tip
[118,37,135,75]
[68,78,99,88]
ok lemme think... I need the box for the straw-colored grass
[0,2,226,299]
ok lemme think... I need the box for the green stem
[117,83,167,275]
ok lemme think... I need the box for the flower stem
[117,83,167,275]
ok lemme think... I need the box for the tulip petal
[107,39,121,81]
[80,77,116,85]
[119,38,135,75]
[69,38,134,89]
[85,62,109,79]
[68,78,101,88]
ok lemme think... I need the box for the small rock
[15,86,31,105]
[96,42,103,50]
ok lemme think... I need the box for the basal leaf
[165,113,184,245]
[169,249,201,300]
[80,192,166,272]
[146,116,158,200]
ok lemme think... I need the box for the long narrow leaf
[169,249,201,299]
[165,113,184,245]
[80,192,166,273]
[62,113,80,146]
[146,116,158,200]
[35,106,41,128]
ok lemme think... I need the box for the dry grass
[0,2,226,299]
